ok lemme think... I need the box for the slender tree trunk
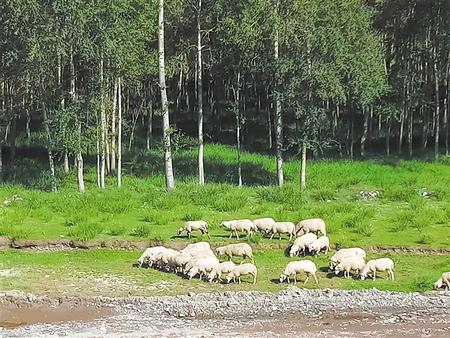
[111,80,117,174]
[300,143,307,190]
[58,56,69,174]
[197,0,205,185]
[398,112,404,155]
[446,54,450,155]
[64,153,69,173]
[42,101,57,192]
[386,117,391,156]
[99,57,106,188]
[434,46,440,160]
[360,107,369,158]
[70,47,85,193]
[274,27,284,186]
[118,77,123,188]
[234,74,243,187]
[159,0,175,191]
[146,99,153,150]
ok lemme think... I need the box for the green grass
[0,248,447,296]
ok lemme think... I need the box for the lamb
[434,272,450,291]
[253,218,276,232]
[226,263,257,284]
[177,220,210,239]
[296,218,326,236]
[307,236,330,256]
[137,246,170,267]
[289,233,317,257]
[220,220,255,239]
[215,243,254,263]
[279,260,319,285]
[266,222,296,241]
[334,256,366,279]
[360,258,395,281]
[329,248,367,270]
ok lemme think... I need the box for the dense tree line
[0,0,449,191]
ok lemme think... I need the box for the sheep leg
[373,270,376,281]
[269,233,275,240]
[304,274,309,285]
[279,233,282,240]
[293,276,296,284]
[289,233,293,241]
[206,232,211,239]
[238,276,241,284]
[235,230,239,239]
[287,277,290,284]
[229,232,233,239]
[253,272,257,285]
[251,256,254,263]
[313,273,319,284]
[188,232,191,239]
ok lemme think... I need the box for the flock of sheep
[137,218,449,290]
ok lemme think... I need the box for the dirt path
[1,288,449,337]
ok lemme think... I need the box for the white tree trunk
[100,57,106,188]
[111,79,117,174]
[118,77,123,188]
[300,143,307,190]
[197,0,205,185]
[159,0,175,191]
[274,28,284,186]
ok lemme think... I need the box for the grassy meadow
[0,144,449,295]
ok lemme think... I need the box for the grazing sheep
[221,220,255,239]
[308,236,330,256]
[434,272,450,291]
[289,233,317,257]
[334,256,366,279]
[296,218,326,236]
[215,243,254,263]
[226,263,258,284]
[253,218,276,232]
[177,221,210,239]
[181,242,212,256]
[360,258,395,281]
[172,252,193,273]
[266,222,296,241]
[184,256,220,280]
[137,246,170,267]
[279,260,319,285]
[156,249,180,270]
[329,248,367,270]
[218,261,236,275]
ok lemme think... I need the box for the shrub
[130,225,151,238]
[183,210,204,221]
[356,224,374,237]
[310,188,336,202]
[68,224,102,241]
[108,225,126,236]
[213,193,247,212]
[141,210,172,225]
[0,224,32,240]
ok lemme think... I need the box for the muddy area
[0,287,449,337]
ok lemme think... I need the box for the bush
[141,210,172,225]
[68,224,102,241]
[183,210,204,221]
[310,188,336,202]
[130,225,151,238]
[213,193,247,212]
[0,224,32,240]
[108,225,126,236]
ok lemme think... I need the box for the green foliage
[68,224,103,242]
[130,225,151,238]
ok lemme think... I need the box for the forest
[0,0,449,192]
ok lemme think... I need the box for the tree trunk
[42,101,57,192]
[159,0,175,191]
[398,112,404,155]
[64,153,69,173]
[274,27,284,186]
[146,99,153,150]
[111,79,117,174]
[99,57,106,188]
[360,107,369,158]
[386,117,391,156]
[118,77,123,188]
[197,0,205,185]
[300,143,307,190]
[434,48,440,160]
[234,74,243,187]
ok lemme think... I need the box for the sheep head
[177,227,184,236]
[279,274,287,283]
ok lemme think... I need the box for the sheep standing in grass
[156,249,180,271]
[434,272,450,291]
[221,220,255,239]
[253,218,275,233]
[215,243,254,263]
[289,233,317,257]
[279,260,319,285]
[308,236,330,256]
[137,246,170,267]
[177,221,210,239]
[226,263,258,284]
[266,222,296,241]
[184,256,220,280]
[181,242,212,257]
[329,248,367,270]
[296,218,326,236]
[360,258,395,281]
[334,256,366,279]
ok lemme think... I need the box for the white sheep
[434,272,450,291]
[215,243,254,263]
[296,218,326,236]
[253,218,275,232]
[329,247,367,270]
[279,260,319,285]
[334,256,366,279]
[220,219,255,239]
[226,263,258,284]
[185,256,220,281]
[218,261,236,275]
[172,252,193,273]
[181,242,211,256]
[360,258,395,281]
[289,233,317,257]
[308,236,330,256]
[137,246,170,267]
[266,222,296,241]
[177,221,210,239]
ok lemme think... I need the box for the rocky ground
[1,287,449,337]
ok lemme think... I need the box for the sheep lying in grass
[137,246,170,267]
[334,256,366,279]
[296,218,326,236]
[177,221,210,239]
[221,220,255,239]
[215,243,254,263]
[289,233,317,257]
[266,222,296,241]
[329,247,366,270]
[253,218,275,232]
[307,236,330,256]
[360,258,395,281]
[226,263,258,284]
[434,272,450,291]
[279,260,319,285]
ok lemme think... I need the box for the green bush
[68,224,102,241]
[213,193,247,212]
[130,225,151,238]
